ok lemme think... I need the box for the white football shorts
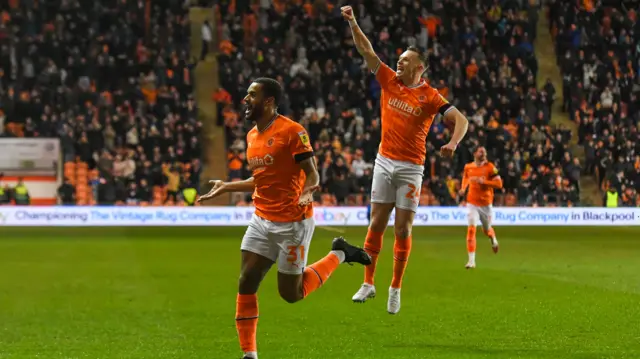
[371,154,424,212]
[240,214,315,275]
[467,204,493,231]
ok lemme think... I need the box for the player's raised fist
[440,142,457,158]
[341,6,354,21]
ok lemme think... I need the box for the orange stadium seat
[153,186,164,203]
[3,0,204,211]
[428,194,439,206]
[321,194,336,206]
[64,162,76,184]
[76,169,87,181]
[76,194,87,203]
[345,195,356,206]
[76,180,87,190]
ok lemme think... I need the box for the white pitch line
[318,226,346,234]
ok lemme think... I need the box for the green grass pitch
[1,226,640,359]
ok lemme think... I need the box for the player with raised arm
[459,146,502,269]
[198,77,371,359]
[342,6,469,314]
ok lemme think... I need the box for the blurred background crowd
[0,0,638,207]
[549,0,640,207]
[0,0,202,205]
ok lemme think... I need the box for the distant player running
[342,6,469,314]
[198,77,371,359]
[459,146,502,269]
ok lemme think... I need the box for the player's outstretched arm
[196,178,255,203]
[440,108,469,158]
[341,6,381,72]
[298,157,320,206]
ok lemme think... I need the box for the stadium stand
[549,0,640,206]
[0,0,202,205]
[2,0,633,208]
[216,0,584,207]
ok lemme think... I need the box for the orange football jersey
[246,115,314,222]
[462,161,501,207]
[375,62,451,165]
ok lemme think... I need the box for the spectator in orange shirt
[466,58,479,79]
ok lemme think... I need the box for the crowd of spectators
[550,0,640,206]
[216,0,584,207]
[4,0,634,208]
[0,0,202,205]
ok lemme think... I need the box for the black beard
[245,106,263,122]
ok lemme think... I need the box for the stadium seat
[321,194,336,206]
[2,0,199,208]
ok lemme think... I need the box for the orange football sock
[302,252,341,297]
[467,226,477,253]
[483,227,496,239]
[390,235,411,289]
[363,229,383,285]
[236,294,258,355]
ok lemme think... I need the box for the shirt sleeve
[373,62,397,89]
[488,163,500,178]
[289,123,314,163]
[427,89,453,116]
[485,164,503,189]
